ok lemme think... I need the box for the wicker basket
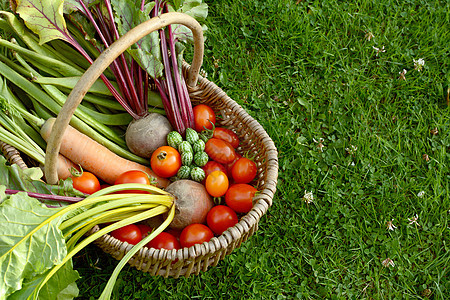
[1,12,278,278]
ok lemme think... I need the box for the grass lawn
[75,0,449,298]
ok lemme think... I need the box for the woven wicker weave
[1,12,278,278]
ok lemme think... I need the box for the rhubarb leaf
[15,0,72,45]
[0,193,67,298]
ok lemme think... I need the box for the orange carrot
[55,154,79,180]
[40,118,170,188]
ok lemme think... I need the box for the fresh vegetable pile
[0,0,265,299]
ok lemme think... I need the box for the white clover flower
[408,214,420,226]
[313,138,325,152]
[303,190,314,204]
[365,32,374,41]
[414,58,425,71]
[382,258,395,267]
[399,69,407,80]
[417,191,425,198]
[386,219,397,231]
[199,69,208,78]
[345,145,358,155]
[373,45,386,56]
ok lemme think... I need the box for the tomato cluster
[73,104,260,250]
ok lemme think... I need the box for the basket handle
[44,12,204,184]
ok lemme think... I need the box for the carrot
[40,118,170,188]
[55,154,80,180]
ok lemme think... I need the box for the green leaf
[9,259,79,300]
[111,0,163,79]
[170,0,208,43]
[0,193,66,298]
[0,155,85,198]
[15,0,71,45]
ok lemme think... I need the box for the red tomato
[205,138,236,164]
[213,127,240,148]
[136,224,153,238]
[225,184,258,213]
[114,170,151,193]
[205,170,229,197]
[72,171,100,195]
[165,228,182,240]
[231,157,257,184]
[193,104,216,132]
[179,224,214,248]
[146,232,181,250]
[150,146,181,178]
[202,161,228,182]
[110,224,142,245]
[225,153,242,179]
[206,205,239,235]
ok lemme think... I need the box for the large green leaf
[15,0,71,45]
[0,193,66,298]
[8,259,79,300]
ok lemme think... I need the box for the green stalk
[0,111,45,158]
[0,125,45,164]
[0,38,83,76]
[99,204,176,300]
[64,203,158,250]
[0,59,148,164]
[0,11,78,66]
[60,194,172,231]
[33,76,117,96]
[14,51,128,147]
[37,205,170,297]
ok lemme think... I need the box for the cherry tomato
[114,170,151,193]
[110,224,142,245]
[206,205,239,235]
[213,127,240,148]
[205,170,229,197]
[225,153,242,179]
[231,157,257,184]
[146,232,181,250]
[136,224,153,238]
[225,183,258,213]
[150,146,182,178]
[179,224,214,248]
[205,138,236,164]
[165,228,182,240]
[72,171,100,195]
[193,104,216,132]
[202,161,228,183]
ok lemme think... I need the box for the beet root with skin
[125,113,173,158]
[166,180,214,230]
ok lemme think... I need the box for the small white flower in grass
[313,138,325,152]
[303,190,314,204]
[386,219,397,231]
[373,45,386,56]
[414,58,425,71]
[408,214,420,226]
[365,32,375,41]
[382,258,395,268]
[199,69,208,78]
[345,145,358,155]
[399,69,407,80]
[417,191,425,198]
